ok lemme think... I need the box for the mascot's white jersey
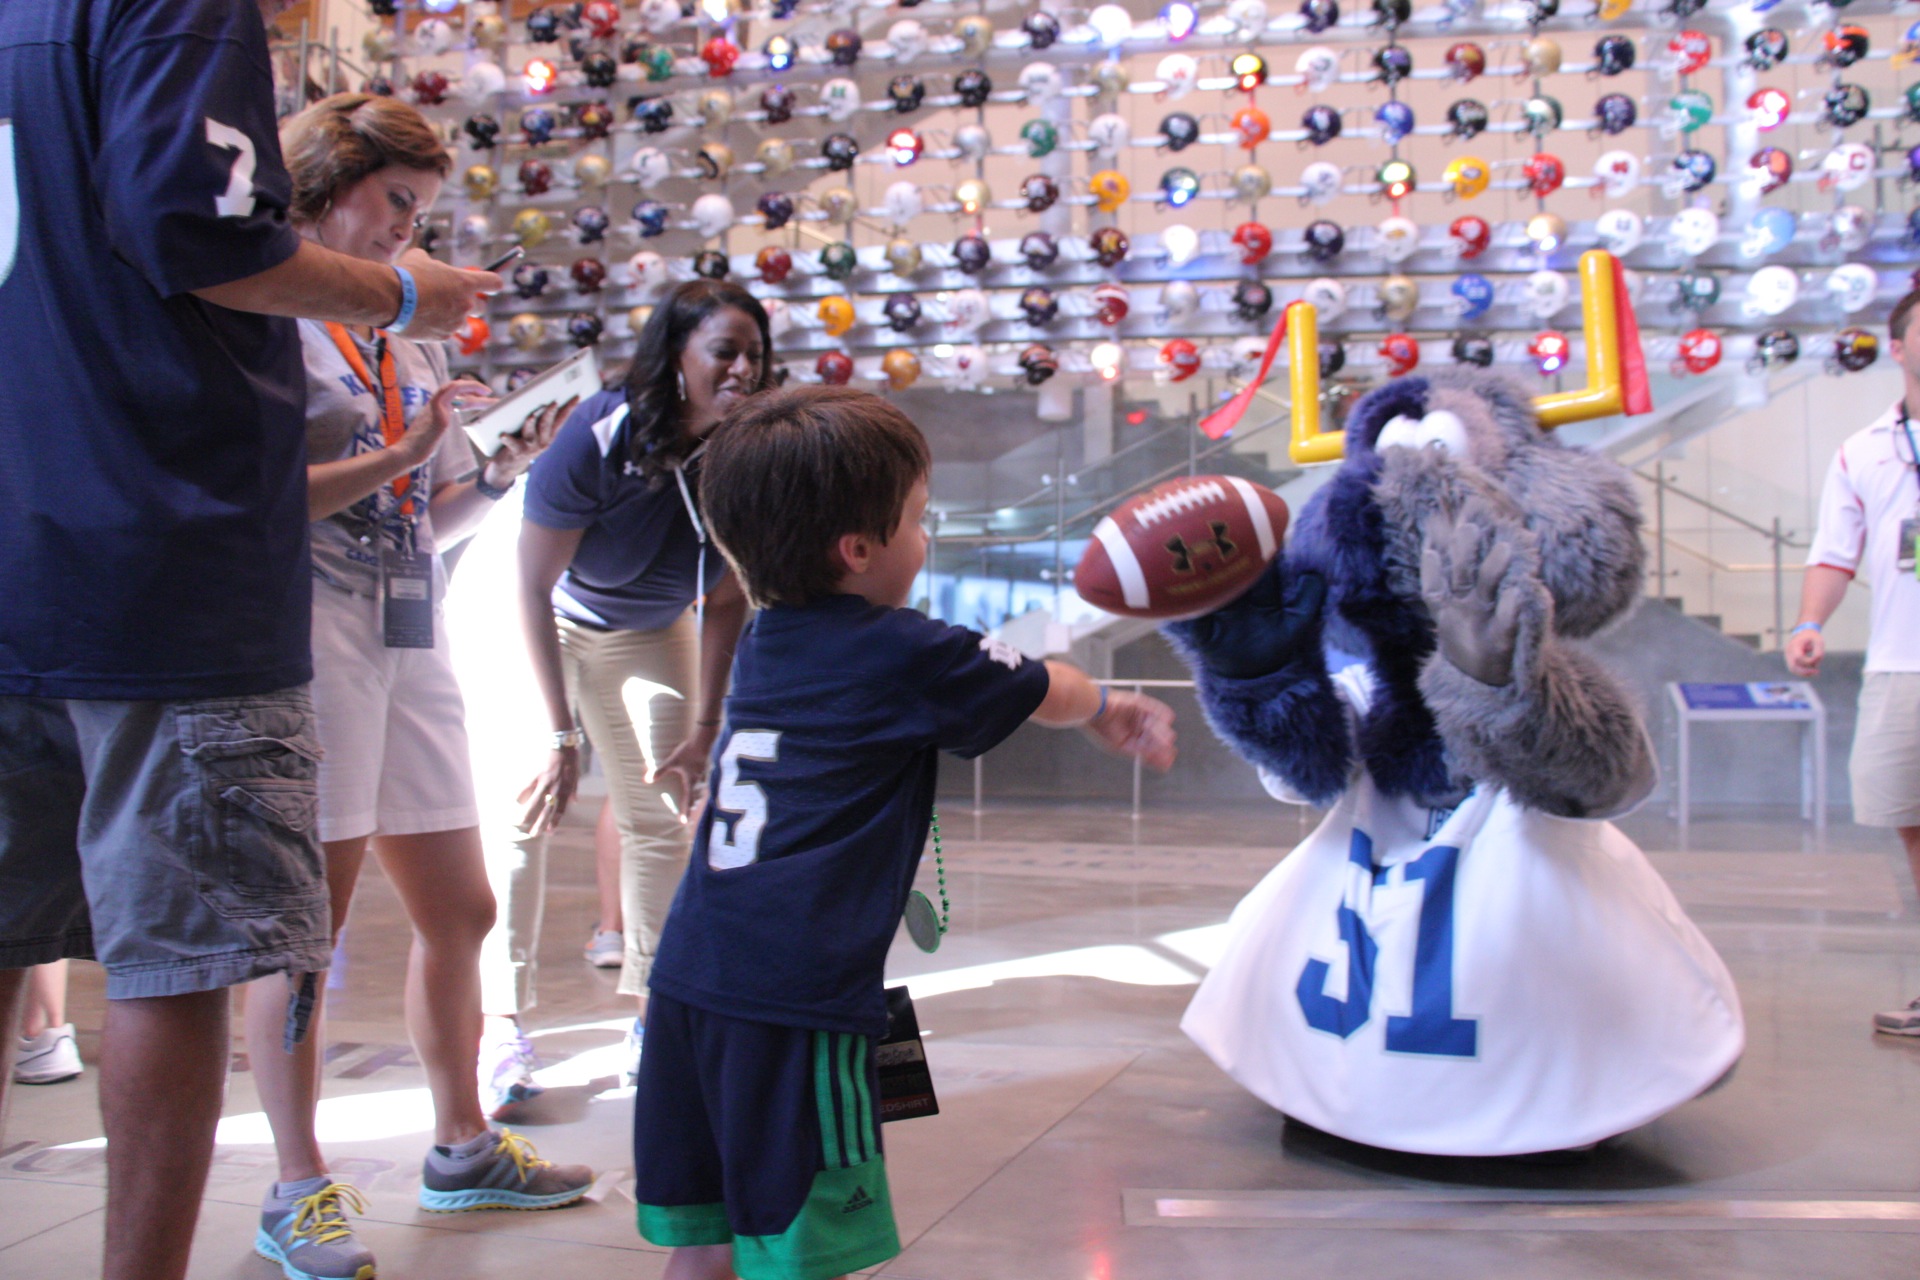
[1182,667,1744,1156]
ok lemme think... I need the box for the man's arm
[1785,563,1851,677]
[190,243,500,340]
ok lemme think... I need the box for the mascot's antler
[1200,250,1652,464]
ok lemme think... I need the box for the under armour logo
[1165,522,1237,575]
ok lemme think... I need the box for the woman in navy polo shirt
[485,281,766,1088]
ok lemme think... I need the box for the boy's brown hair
[700,386,930,608]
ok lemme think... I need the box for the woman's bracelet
[473,469,511,501]
[1790,621,1822,637]
[1091,685,1110,723]
[551,727,585,750]
[387,264,418,335]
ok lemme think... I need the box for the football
[1075,475,1289,619]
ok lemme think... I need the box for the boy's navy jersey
[0,0,308,699]
[522,390,725,632]
[648,596,1050,1036]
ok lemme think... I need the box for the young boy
[632,386,1176,1280]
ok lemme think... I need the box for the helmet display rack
[350,0,1918,409]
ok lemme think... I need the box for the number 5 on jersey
[710,730,780,869]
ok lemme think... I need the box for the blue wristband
[388,264,418,334]
[1790,621,1822,636]
[1094,685,1109,722]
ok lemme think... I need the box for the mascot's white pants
[1182,778,1744,1156]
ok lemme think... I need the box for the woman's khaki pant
[477,610,697,1013]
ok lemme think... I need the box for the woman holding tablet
[243,94,589,1280]
[487,280,767,1097]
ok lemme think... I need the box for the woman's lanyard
[1899,401,1919,498]
[325,322,420,535]
[670,440,710,644]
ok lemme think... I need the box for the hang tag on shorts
[1899,517,1920,578]
[381,543,435,649]
[875,986,939,1123]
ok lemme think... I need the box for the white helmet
[1667,207,1721,258]
[1743,266,1799,318]
[887,19,929,61]
[1820,143,1874,193]
[946,288,991,334]
[762,297,794,338]
[628,147,673,189]
[413,16,455,55]
[1161,280,1200,322]
[1302,276,1347,319]
[461,61,506,103]
[690,193,735,239]
[1376,216,1420,264]
[1825,263,1878,313]
[1160,223,1200,267]
[1087,113,1131,158]
[883,181,923,226]
[1300,161,1343,206]
[1526,269,1571,320]
[819,78,862,123]
[1295,46,1340,92]
[638,0,679,33]
[1830,205,1873,253]
[954,124,992,161]
[1019,61,1064,103]
[1156,54,1199,98]
[1232,335,1269,373]
[1595,208,1644,256]
[1227,0,1270,36]
[948,343,987,391]
[626,250,670,295]
[1594,150,1641,200]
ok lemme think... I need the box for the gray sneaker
[1873,997,1920,1036]
[417,1129,592,1212]
[254,1177,375,1280]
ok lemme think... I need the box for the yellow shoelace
[287,1182,368,1246]
[494,1128,553,1181]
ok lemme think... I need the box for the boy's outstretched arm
[1033,661,1178,772]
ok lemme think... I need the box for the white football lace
[1129,480,1227,531]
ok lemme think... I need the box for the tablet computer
[460,347,601,456]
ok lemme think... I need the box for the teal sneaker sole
[253,1226,377,1280]
[417,1183,589,1212]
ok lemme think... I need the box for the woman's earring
[677,369,688,401]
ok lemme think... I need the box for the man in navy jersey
[631,387,1176,1280]
[0,3,499,1277]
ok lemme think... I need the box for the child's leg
[663,1244,735,1280]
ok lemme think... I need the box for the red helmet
[1528,330,1571,375]
[1523,152,1565,198]
[1159,338,1202,382]
[1677,328,1722,375]
[755,246,794,284]
[700,36,740,76]
[1378,333,1420,377]
[1231,222,1273,265]
[1449,215,1492,259]
[815,350,855,386]
[1091,283,1130,326]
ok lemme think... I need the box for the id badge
[1899,517,1920,579]
[381,543,435,649]
[875,986,939,1122]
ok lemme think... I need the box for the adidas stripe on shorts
[633,992,900,1280]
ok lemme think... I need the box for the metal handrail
[939,406,1294,547]
[969,679,1198,819]
[1635,468,1805,548]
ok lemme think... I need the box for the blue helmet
[1451,273,1495,321]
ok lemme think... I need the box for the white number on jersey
[0,121,17,289]
[979,636,1024,670]
[709,730,780,869]
[204,119,259,219]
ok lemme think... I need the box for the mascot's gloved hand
[1165,558,1327,680]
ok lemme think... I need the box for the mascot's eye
[1376,410,1469,458]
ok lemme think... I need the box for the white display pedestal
[1666,682,1826,834]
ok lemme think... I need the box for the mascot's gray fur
[1167,369,1655,819]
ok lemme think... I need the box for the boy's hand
[1084,691,1177,772]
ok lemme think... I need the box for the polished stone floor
[4,798,1919,1279]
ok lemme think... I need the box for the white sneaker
[1873,997,1920,1036]
[478,1025,545,1120]
[622,1017,644,1089]
[14,1023,82,1085]
[583,930,623,969]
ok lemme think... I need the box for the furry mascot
[1167,370,1743,1157]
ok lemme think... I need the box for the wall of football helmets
[334,0,1919,402]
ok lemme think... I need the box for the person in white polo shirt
[1788,288,1920,1035]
